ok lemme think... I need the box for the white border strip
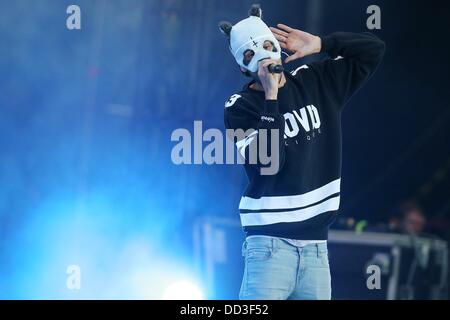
[239,178,341,210]
[240,195,340,227]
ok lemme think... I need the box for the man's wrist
[314,35,322,54]
[265,91,278,100]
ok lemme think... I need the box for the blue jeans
[239,236,332,300]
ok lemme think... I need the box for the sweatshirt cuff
[320,34,336,55]
[264,99,279,113]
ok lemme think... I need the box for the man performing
[220,4,385,300]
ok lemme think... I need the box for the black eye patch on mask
[243,49,255,66]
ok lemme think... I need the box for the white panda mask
[219,5,281,73]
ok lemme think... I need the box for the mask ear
[218,21,233,38]
[248,4,262,18]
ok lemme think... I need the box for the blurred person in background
[389,201,427,236]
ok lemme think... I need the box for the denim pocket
[241,240,247,257]
[316,243,328,255]
[319,251,330,267]
[315,249,329,270]
[246,247,272,261]
[244,237,273,262]
[301,244,329,268]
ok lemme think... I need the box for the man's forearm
[320,32,386,65]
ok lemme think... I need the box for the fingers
[277,23,294,33]
[257,59,279,76]
[257,60,267,76]
[272,33,287,44]
[270,27,289,38]
[270,29,289,52]
[258,59,278,69]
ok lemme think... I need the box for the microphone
[268,64,284,74]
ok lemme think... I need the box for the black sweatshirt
[224,32,385,240]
